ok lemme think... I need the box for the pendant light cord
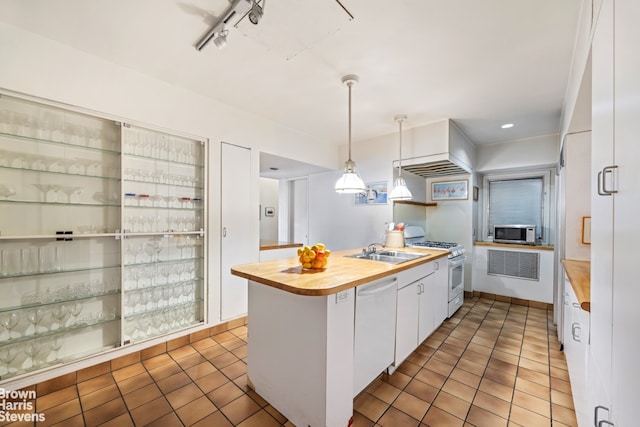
[347,80,353,162]
[398,118,403,177]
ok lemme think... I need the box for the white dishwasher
[353,276,398,396]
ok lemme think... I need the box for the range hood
[392,119,475,178]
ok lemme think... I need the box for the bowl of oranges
[298,243,331,271]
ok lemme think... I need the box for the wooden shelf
[393,200,437,207]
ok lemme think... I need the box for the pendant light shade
[388,114,413,201]
[335,75,366,194]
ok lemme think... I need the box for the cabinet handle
[571,323,582,342]
[594,405,609,427]
[434,262,439,271]
[599,165,618,195]
[223,227,227,237]
[598,422,614,427]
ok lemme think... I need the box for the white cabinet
[220,143,252,320]
[588,0,640,424]
[562,274,589,427]
[0,92,207,384]
[393,258,448,369]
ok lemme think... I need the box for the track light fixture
[213,27,229,49]
[195,0,266,51]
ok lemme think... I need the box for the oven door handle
[449,255,467,268]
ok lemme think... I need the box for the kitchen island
[231,247,448,427]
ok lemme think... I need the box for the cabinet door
[590,0,614,413]
[418,273,436,344]
[221,143,252,320]
[610,0,640,424]
[432,259,449,327]
[395,281,419,367]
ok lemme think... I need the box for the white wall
[0,23,338,325]
[475,134,560,173]
[563,132,591,260]
[473,246,555,303]
[259,178,279,242]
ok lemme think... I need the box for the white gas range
[403,226,466,317]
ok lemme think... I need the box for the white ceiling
[0,0,582,147]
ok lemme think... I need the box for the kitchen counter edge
[562,259,591,312]
[231,248,450,296]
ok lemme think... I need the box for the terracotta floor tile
[479,378,514,402]
[233,373,251,392]
[116,372,154,395]
[516,366,550,387]
[415,367,447,389]
[220,395,261,425]
[166,382,205,410]
[169,344,198,360]
[442,378,477,403]
[246,389,268,407]
[130,396,173,426]
[145,411,184,427]
[157,371,193,395]
[191,410,233,427]
[37,399,81,427]
[354,392,388,422]
[551,377,573,394]
[455,358,486,377]
[392,391,430,420]
[404,379,439,403]
[366,379,402,404]
[396,360,422,377]
[433,391,471,420]
[264,404,287,424]
[191,337,217,351]
[378,406,420,427]
[407,351,429,366]
[449,367,481,389]
[487,357,518,376]
[381,370,412,390]
[142,353,174,371]
[512,390,550,418]
[519,357,550,374]
[207,381,245,408]
[83,397,128,426]
[514,377,550,400]
[46,414,84,427]
[148,361,183,381]
[550,365,570,381]
[237,408,282,427]
[422,405,465,427]
[77,373,115,396]
[483,366,516,388]
[123,383,162,410]
[352,411,376,427]
[461,348,490,366]
[231,344,248,359]
[212,331,236,343]
[195,370,230,393]
[551,402,579,426]
[96,412,134,427]
[221,360,247,380]
[472,390,511,419]
[444,335,471,349]
[509,404,551,427]
[79,383,121,411]
[210,351,240,369]
[424,358,455,377]
[174,351,207,370]
[36,386,78,412]
[185,361,218,380]
[111,362,146,382]
[551,389,575,410]
[466,404,508,427]
[175,395,218,425]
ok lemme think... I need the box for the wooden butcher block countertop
[562,259,591,312]
[231,247,449,296]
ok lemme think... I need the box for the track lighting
[335,75,366,194]
[248,0,264,25]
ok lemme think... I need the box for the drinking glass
[69,303,83,326]
[0,312,20,340]
[24,340,42,368]
[0,346,18,376]
[26,308,44,335]
[61,186,83,203]
[51,305,68,330]
[0,184,16,199]
[48,336,64,361]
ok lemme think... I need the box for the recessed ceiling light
[501,123,514,129]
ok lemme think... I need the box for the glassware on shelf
[48,336,64,361]
[26,308,44,335]
[68,303,83,326]
[0,312,20,341]
[39,244,61,273]
[61,186,83,203]
[0,345,18,376]
[24,340,42,369]
[32,183,53,203]
[20,247,38,275]
[51,305,68,330]
[0,184,16,199]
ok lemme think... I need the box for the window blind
[488,178,543,238]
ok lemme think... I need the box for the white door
[291,178,308,245]
[394,281,419,367]
[221,143,252,320]
[590,0,614,414]
[418,273,436,344]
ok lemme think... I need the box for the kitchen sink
[344,250,431,264]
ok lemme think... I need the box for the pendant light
[335,75,366,194]
[388,114,413,201]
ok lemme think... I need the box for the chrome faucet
[363,243,385,255]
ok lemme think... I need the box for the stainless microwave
[494,225,536,245]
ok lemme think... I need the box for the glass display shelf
[0,199,121,208]
[0,263,122,280]
[123,255,204,268]
[123,301,203,343]
[0,314,119,347]
[0,325,121,381]
[0,164,121,182]
[124,296,203,318]
[0,131,121,155]
[122,152,204,168]
[0,288,120,315]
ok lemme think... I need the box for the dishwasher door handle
[358,278,398,296]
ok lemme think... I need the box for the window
[484,171,550,242]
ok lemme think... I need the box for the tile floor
[5,296,577,426]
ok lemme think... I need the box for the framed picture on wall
[431,180,469,201]
[355,181,388,205]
